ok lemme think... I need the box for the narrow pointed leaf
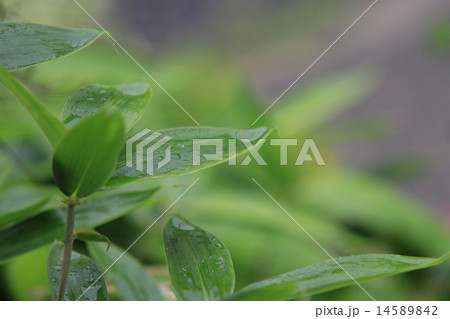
[88,242,164,301]
[53,108,125,198]
[0,185,60,227]
[0,22,103,71]
[74,228,110,250]
[0,187,158,262]
[163,215,235,301]
[0,65,66,147]
[229,253,450,301]
[47,241,108,301]
[61,82,151,131]
[107,126,272,187]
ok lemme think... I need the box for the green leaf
[107,126,272,187]
[229,253,450,301]
[88,242,164,301]
[163,215,235,301]
[298,171,450,256]
[53,108,125,198]
[271,68,377,136]
[0,185,60,227]
[61,83,151,131]
[0,65,66,147]
[74,228,110,250]
[0,187,158,262]
[180,189,375,284]
[0,22,103,71]
[47,241,108,301]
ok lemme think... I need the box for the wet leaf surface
[230,253,450,300]
[107,126,272,187]
[47,241,108,301]
[0,22,103,71]
[62,82,151,131]
[163,215,235,300]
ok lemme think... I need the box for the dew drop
[179,223,195,231]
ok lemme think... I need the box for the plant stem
[57,202,76,301]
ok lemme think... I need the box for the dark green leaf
[0,187,158,262]
[88,242,164,301]
[61,82,151,131]
[107,126,272,187]
[74,228,110,250]
[163,215,235,301]
[53,108,125,198]
[0,185,60,227]
[47,241,108,301]
[230,253,450,301]
[0,65,66,147]
[0,22,103,71]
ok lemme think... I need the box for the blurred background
[0,0,449,301]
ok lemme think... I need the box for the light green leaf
[230,253,450,301]
[107,126,272,187]
[180,189,375,284]
[271,68,377,136]
[0,65,66,147]
[297,171,450,256]
[61,82,151,131]
[0,22,103,71]
[88,242,164,301]
[0,185,60,227]
[53,108,125,198]
[0,187,158,262]
[74,228,110,250]
[163,215,235,301]
[47,241,108,301]
[3,245,51,301]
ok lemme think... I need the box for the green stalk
[57,201,77,301]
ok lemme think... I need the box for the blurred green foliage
[429,20,450,54]
[0,36,449,300]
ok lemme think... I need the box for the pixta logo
[126,129,172,176]
[192,138,325,166]
[126,129,325,176]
